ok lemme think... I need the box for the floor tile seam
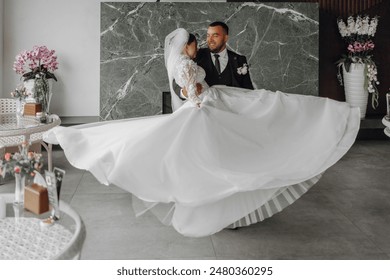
[332,204,387,255]
[69,171,88,204]
[209,235,218,259]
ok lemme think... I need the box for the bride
[45,28,360,237]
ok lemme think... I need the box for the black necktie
[214,54,221,75]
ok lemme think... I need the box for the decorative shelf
[355,117,389,140]
[59,116,100,127]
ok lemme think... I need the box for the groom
[196,21,254,90]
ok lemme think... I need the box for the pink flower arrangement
[337,15,379,63]
[13,45,59,81]
[0,142,43,178]
[347,41,375,53]
[10,83,28,101]
[336,15,380,109]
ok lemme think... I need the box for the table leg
[41,141,53,171]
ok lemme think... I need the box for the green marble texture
[101,2,318,120]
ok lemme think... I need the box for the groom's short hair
[209,21,229,35]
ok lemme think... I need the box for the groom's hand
[196,83,203,95]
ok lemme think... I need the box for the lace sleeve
[176,57,202,107]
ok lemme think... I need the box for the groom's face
[207,26,228,53]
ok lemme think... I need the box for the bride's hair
[187,33,197,45]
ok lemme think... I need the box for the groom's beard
[208,43,226,54]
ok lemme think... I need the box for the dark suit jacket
[195,48,254,90]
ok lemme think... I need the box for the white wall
[2,0,224,117]
[3,0,107,116]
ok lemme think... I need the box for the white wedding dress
[44,30,360,238]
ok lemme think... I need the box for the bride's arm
[180,60,202,107]
[181,83,203,98]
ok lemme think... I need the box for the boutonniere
[237,63,249,75]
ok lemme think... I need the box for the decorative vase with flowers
[13,45,59,116]
[336,15,380,119]
[0,142,43,205]
[10,84,28,116]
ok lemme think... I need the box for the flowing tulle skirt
[45,86,360,237]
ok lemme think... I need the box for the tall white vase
[342,63,368,119]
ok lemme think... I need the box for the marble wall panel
[101,2,318,120]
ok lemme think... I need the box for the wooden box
[23,103,42,116]
[24,183,49,215]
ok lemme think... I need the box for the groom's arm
[173,81,186,100]
[240,56,254,90]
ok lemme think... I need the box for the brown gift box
[23,103,42,116]
[24,183,49,215]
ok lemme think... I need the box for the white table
[0,114,61,171]
[382,116,390,138]
[0,193,85,259]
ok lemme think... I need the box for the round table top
[0,114,61,137]
[0,193,85,260]
[0,114,41,130]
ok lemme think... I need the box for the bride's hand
[192,98,201,109]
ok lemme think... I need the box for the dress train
[44,86,360,237]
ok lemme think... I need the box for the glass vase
[41,93,49,117]
[34,77,52,117]
[23,79,37,103]
[24,77,53,116]
[14,173,26,205]
[15,99,24,116]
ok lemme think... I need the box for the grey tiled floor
[1,140,390,259]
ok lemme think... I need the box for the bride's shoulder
[178,54,193,62]
[177,55,196,67]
